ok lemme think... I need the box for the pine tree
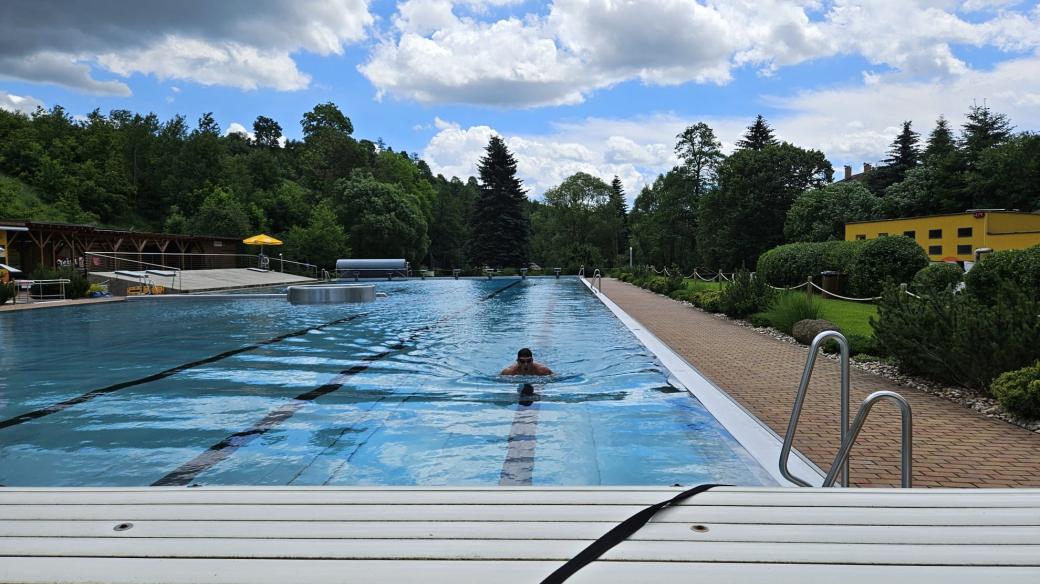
[735,115,778,151]
[609,176,629,259]
[961,102,1013,168]
[470,136,530,268]
[868,121,920,194]
[924,116,956,162]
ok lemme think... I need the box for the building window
[929,245,943,255]
[855,234,866,240]
[928,229,942,239]
[958,227,973,237]
[878,232,888,237]
[957,244,972,255]
[903,230,916,238]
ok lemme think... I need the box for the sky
[1,0,1038,201]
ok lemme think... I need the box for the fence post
[806,276,813,299]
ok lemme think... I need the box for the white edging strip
[581,278,824,487]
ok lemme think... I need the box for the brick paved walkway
[601,279,1040,488]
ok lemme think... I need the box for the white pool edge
[580,277,825,487]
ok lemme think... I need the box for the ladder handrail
[779,330,851,487]
[823,391,913,488]
[592,269,602,293]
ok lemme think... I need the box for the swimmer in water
[500,347,553,376]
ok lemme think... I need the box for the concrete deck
[597,278,1040,488]
[0,296,125,312]
[92,268,315,293]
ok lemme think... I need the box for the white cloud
[363,0,1040,107]
[225,122,255,140]
[0,90,44,114]
[0,0,373,94]
[224,120,287,146]
[422,52,1040,198]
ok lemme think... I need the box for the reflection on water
[0,278,775,487]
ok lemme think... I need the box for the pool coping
[579,277,825,487]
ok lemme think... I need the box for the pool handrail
[823,390,913,488]
[780,330,851,487]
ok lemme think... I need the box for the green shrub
[691,289,723,312]
[756,242,826,288]
[669,288,696,302]
[29,265,90,299]
[756,240,866,288]
[747,313,772,328]
[872,284,1040,391]
[0,281,15,304]
[762,292,823,335]
[644,275,671,294]
[964,245,1040,302]
[847,236,929,297]
[912,263,964,294]
[718,269,775,318]
[991,362,1040,419]
[823,332,880,356]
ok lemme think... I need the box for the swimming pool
[0,278,775,487]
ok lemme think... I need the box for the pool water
[0,278,775,487]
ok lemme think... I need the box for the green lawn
[682,279,726,293]
[818,297,877,337]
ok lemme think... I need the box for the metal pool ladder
[779,331,913,488]
[592,269,602,293]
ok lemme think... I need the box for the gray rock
[791,319,840,345]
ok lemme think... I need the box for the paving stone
[600,279,1040,488]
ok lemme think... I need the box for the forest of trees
[0,102,1037,272]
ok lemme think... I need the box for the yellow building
[845,211,1040,261]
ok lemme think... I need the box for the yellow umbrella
[242,234,283,267]
[243,234,283,246]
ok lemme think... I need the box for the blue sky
[1,1,1038,199]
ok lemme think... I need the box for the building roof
[845,210,1040,225]
[0,219,241,241]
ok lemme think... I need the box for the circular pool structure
[287,284,376,305]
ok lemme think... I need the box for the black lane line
[153,279,525,486]
[0,313,367,431]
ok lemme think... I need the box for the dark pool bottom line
[152,279,525,487]
[0,313,369,432]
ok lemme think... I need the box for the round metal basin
[288,285,376,305]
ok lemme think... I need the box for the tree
[735,115,777,151]
[608,176,629,260]
[698,143,832,269]
[967,134,1040,211]
[628,169,699,267]
[960,102,1013,169]
[283,203,350,270]
[333,172,429,264]
[923,116,956,162]
[470,136,530,268]
[675,123,724,196]
[531,172,616,270]
[252,116,282,148]
[868,121,920,193]
[190,187,250,237]
[428,176,477,269]
[785,182,881,242]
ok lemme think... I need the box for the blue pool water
[0,278,775,486]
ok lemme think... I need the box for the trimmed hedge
[756,240,865,288]
[964,244,1040,302]
[991,361,1040,419]
[911,263,964,294]
[847,236,929,297]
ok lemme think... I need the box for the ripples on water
[0,278,775,486]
